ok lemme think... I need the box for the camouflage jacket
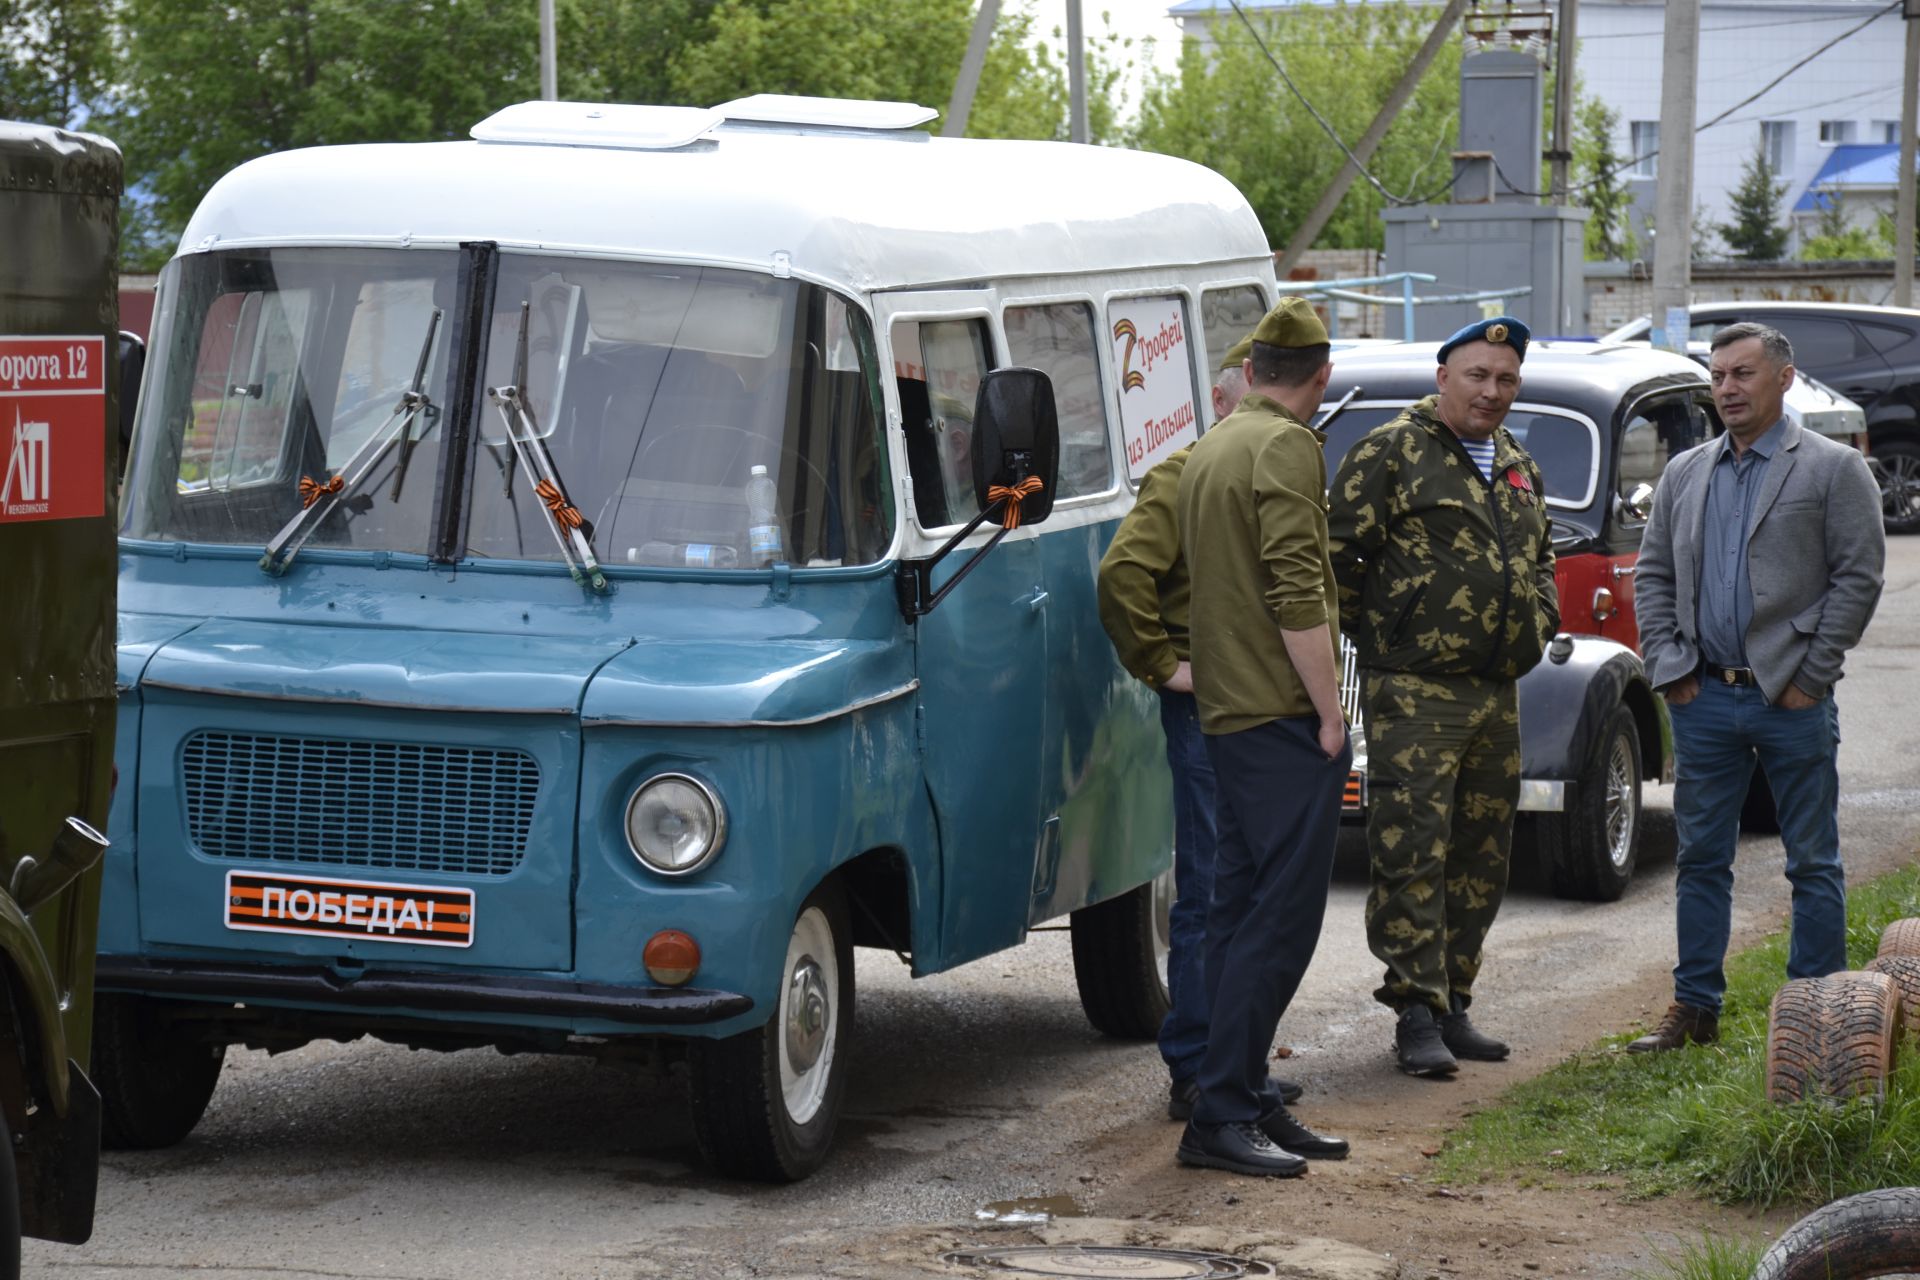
[1326,395,1559,681]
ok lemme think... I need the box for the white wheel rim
[1150,867,1174,991]
[778,905,838,1126]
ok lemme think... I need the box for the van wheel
[0,1108,18,1280]
[1537,706,1641,902]
[1069,869,1172,1039]
[688,883,852,1182]
[1740,762,1780,834]
[93,995,224,1149]
[1766,972,1899,1104]
[1752,1186,1920,1280]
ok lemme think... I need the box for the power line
[1226,0,1458,207]
[1494,0,1899,200]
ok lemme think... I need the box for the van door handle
[1025,588,1050,613]
[1612,564,1637,581]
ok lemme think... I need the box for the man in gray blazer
[1626,321,1884,1053]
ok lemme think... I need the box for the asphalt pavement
[30,536,1920,1280]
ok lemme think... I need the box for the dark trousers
[1156,689,1218,1086]
[1191,714,1352,1128]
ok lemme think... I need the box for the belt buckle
[1721,667,1738,685]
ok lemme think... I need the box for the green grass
[1631,1231,1767,1280]
[1435,862,1920,1209]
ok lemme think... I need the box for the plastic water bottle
[746,464,785,566]
[682,543,738,569]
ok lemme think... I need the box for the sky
[1028,0,1194,117]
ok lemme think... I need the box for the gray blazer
[1636,421,1884,703]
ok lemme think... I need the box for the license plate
[224,870,474,948]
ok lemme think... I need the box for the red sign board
[0,335,106,524]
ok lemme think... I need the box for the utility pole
[1067,0,1088,144]
[539,0,557,101]
[1895,1,1919,308]
[1650,0,1700,352]
[1276,0,1469,274]
[1549,0,1580,204]
[943,0,1003,138]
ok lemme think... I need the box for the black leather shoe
[1168,1075,1304,1121]
[1439,994,1510,1062]
[1395,1004,1460,1078]
[1257,1106,1349,1160]
[1176,1120,1308,1178]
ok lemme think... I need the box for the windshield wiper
[1312,384,1365,434]
[486,301,608,593]
[260,307,443,576]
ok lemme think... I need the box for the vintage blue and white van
[105,96,1278,1179]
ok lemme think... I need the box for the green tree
[1717,140,1789,261]
[0,0,114,126]
[1800,190,1896,260]
[1127,1,1460,252]
[1572,96,1635,261]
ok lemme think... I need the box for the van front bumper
[95,957,754,1025]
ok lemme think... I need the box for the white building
[1168,0,1911,257]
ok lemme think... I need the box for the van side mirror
[895,367,1062,622]
[116,330,146,475]
[971,367,1059,529]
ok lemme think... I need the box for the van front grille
[181,732,539,877]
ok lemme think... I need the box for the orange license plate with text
[224,870,474,948]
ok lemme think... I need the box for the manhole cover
[940,1245,1271,1278]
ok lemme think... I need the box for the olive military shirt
[1326,395,1559,681]
[1176,393,1341,735]
[1096,444,1192,687]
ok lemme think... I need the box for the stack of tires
[1762,918,1920,1105]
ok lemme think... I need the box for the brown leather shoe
[1626,1003,1719,1053]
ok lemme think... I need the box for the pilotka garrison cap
[1437,315,1530,365]
[1218,333,1253,372]
[1250,296,1330,349]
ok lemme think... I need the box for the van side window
[1201,285,1269,374]
[1005,303,1111,499]
[892,317,990,529]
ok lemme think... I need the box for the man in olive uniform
[1326,317,1559,1079]
[1097,334,1305,1123]
[1173,298,1352,1178]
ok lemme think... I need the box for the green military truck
[0,119,121,1272]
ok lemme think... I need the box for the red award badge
[1506,467,1534,505]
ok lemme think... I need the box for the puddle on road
[974,1194,1087,1224]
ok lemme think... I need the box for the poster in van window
[0,336,105,524]
[1109,298,1198,481]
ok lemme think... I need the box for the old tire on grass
[1536,705,1641,902]
[1765,972,1900,1105]
[1865,954,1920,1031]
[1751,1186,1920,1280]
[1877,917,1920,960]
[688,882,853,1182]
[1069,869,1172,1040]
[93,994,225,1149]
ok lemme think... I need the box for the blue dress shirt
[1696,418,1785,668]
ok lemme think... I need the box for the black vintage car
[1316,341,1719,901]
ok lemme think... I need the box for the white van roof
[177,99,1274,296]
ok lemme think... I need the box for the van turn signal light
[644,930,700,986]
[1592,587,1616,621]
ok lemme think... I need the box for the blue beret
[1437,315,1529,365]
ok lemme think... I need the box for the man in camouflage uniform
[1098,333,1307,1120]
[1326,317,1559,1078]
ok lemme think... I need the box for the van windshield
[124,248,895,570]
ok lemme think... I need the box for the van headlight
[624,773,726,876]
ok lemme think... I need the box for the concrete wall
[1584,259,1903,335]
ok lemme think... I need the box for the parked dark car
[1316,341,1718,901]
[1603,301,1920,533]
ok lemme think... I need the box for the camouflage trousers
[1362,670,1520,1014]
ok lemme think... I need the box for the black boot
[1439,994,1510,1062]
[1395,1004,1459,1078]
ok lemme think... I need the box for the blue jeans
[1157,689,1216,1085]
[1669,677,1845,1014]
